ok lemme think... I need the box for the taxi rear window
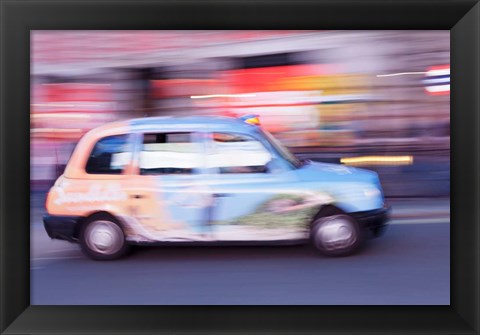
[85,134,131,174]
[139,132,202,175]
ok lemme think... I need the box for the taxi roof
[128,115,258,133]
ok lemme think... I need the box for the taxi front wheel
[79,214,129,260]
[311,214,362,257]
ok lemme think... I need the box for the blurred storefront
[31,31,449,195]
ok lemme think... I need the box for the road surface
[31,212,450,305]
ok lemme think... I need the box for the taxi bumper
[43,215,82,242]
[351,205,391,236]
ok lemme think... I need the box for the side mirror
[266,158,283,173]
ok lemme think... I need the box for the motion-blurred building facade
[31,31,450,194]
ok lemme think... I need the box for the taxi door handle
[213,193,231,198]
[130,194,145,199]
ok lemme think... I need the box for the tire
[372,225,388,238]
[79,214,129,260]
[311,213,362,257]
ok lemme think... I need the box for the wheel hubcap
[85,220,124,255]
[315,215,356,251]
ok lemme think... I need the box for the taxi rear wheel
[79,214,129,260]
[311,213,361,257]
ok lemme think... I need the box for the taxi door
[200,131,308,242]
[123,131,209,242]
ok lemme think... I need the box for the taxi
[43,115,390,260]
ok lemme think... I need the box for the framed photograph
[1,0,479,334]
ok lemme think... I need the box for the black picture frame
[1,0,479,334]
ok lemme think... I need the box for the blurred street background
[30,31,450,305]
[31,30,449,197]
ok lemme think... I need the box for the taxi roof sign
[240,114,261,126]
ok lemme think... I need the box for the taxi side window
[208,132,272,174]
[139,132,201,175]
[85,134,131,174]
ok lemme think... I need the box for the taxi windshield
[260,129,303,169]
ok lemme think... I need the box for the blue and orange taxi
[44,115,389,260]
